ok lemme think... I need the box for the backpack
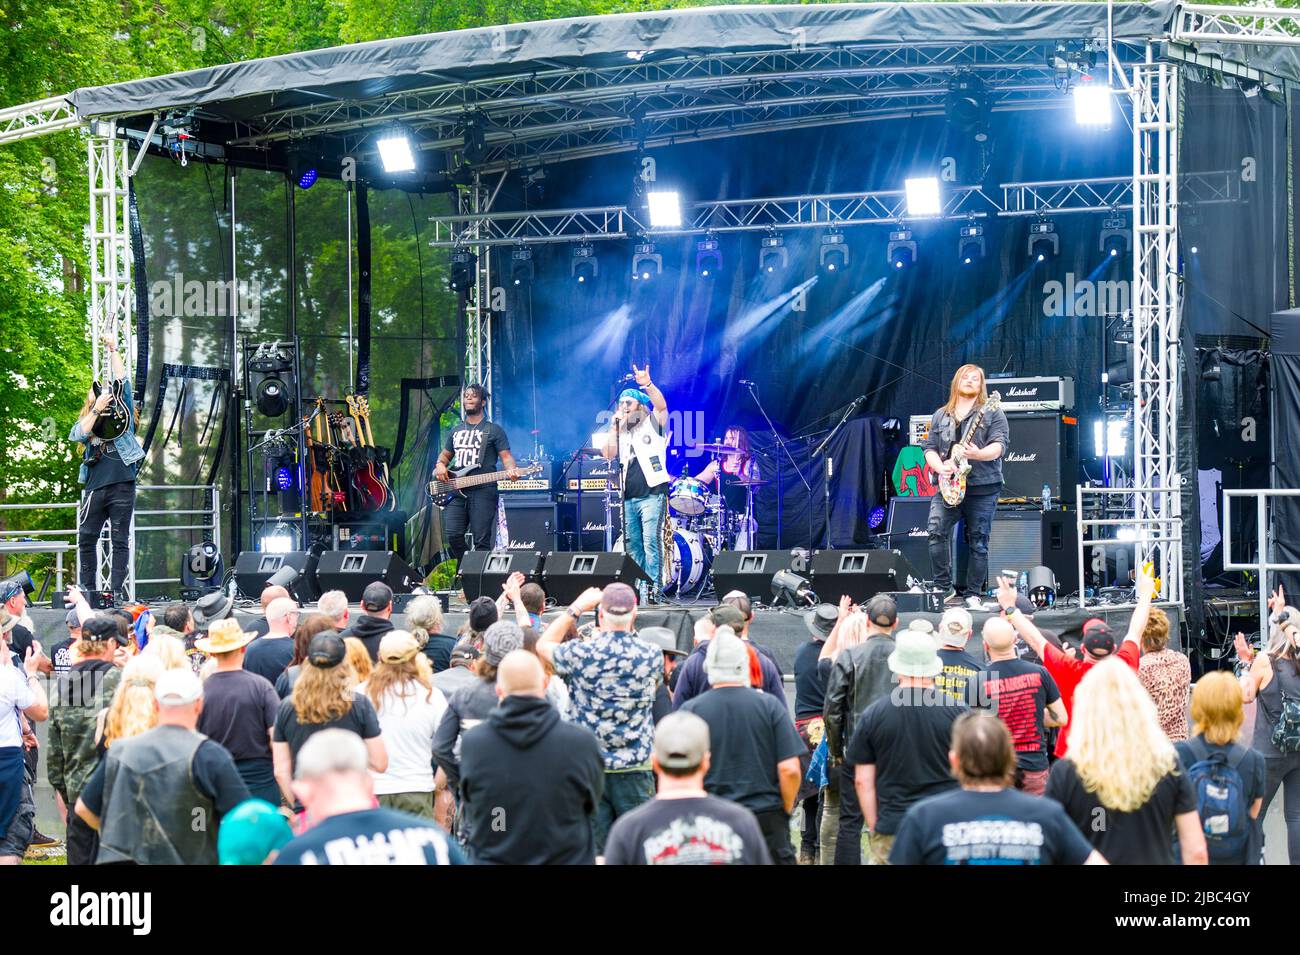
[1184,737,1252,863]
[1271,692,1300,754]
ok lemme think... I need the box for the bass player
[433,383,520,559]
[923,364,1010,609]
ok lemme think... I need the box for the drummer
[695,426,760,549]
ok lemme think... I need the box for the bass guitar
[91,379,131,441]
[937,391,1002,507]
[428,463,543,508]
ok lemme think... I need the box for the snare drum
[669,476,711,516]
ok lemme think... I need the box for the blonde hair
[1068,660,1179,811]
[1141,607,1171,654]
[405,596,444,645]
[141,634,189,671]
[103,654,164,748]
[1191,671,1245,746]
[291,659,355,725]
[365,654,435,713]
[942,364,988,417]
[343,638,372,683]
[837,613,871,652]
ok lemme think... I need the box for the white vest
[619,414,671,493]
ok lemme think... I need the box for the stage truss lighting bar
[631,242,662,281]
[958,223,985,264]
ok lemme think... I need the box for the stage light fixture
[887,229,916,270]
[1073,81,1113,127]
[1027,566,1057,608]
[958,223,985,265]
[945,73,988,139]
[571,243,598,283]
[905,177,942,217]
[868,505,887,530]
[758,235,788,274]
[1100,215,1131,259]
[1190,245,1199,255]
[181,540,223,591]
[449,249,477,293]
[820,232,849,273]
[259,531,295,554]
[631,242,662,281]
[376,129,416,173]
[1092,418,1128,458]
[771,569,815,608]
[646,191,682,228]
[696,237,722,278]
[255,375,289,417]
[1028,221,1058,262]
[509,247,534,287]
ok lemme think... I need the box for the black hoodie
[339,614,394,662]
[458,694,605,865]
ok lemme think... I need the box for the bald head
[496,650,546,699]
[266,596,300,636]
[261,585,290,612]
[982,617,1017,656]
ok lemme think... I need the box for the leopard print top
[1138,649,1191,742]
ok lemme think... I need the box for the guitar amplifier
[498,459,560,494]
[1001,412,1079,502]
[502,497,577,551]
[886,497,934,575]
[564,457,620,549]
[989,376,1075,412]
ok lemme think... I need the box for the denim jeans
[624,493,667,597]
[78,481,135,593]
[927,486,999,596]
[594,769,655,853]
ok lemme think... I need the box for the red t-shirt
[1043,639,1140,758]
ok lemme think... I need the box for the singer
[602,364,670,603]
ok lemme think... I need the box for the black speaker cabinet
[1002,412,1080,502]
[1040,510,1081,598]
[564,457,620,550]
[234,550,321,602]
[710,550,807,604]
[808,549,919,603]
[456,549,546,602]
[885,497,934,576]
[314,550,419,601]
[541,552,652,606]
[502,497,577,551]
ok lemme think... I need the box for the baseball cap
[908,618,937,636]
[449,639,481,668]
[468,596,498,633]
[1081,618,1116,657]
[709,603,747,631]
[379,630,421,665]
[653,711,710,771]
[483,621,525,665]
[601,582,637,615]
[155,668,203,706]
[361,581,393,614]
[939,607,973,644]
[82,614,125,645]
[218,799,294,865]
[1014,593,1036,616]
[863,593,898,628]
[307,631,347,669]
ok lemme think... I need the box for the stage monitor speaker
[1002,412,1079,501]
[314,550,419,602]
[234,550,321,602]
[456,549,547,602]
[1040,511,1081,598]
[885,497,933,575]
[710,550,807,604]
[541,552,651,606]
[808,549,919,603]
[502,498,577,551]
[957,510,1043,592]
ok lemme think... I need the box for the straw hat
[194,617,257,655]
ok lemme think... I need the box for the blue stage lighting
[868,505,887,529]
[297,168,318,190]
[275,466,294,491]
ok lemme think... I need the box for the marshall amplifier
[1001,412,1079,503]
[498,459,561,495]
[502,497,577,551]
[564,457,620,549]
[885,497,934,575]
[990,376,1075,412]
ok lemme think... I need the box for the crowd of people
[0,565,1295,866]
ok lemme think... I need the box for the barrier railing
[1222,489,1300,635]
[1076,485,1184,609]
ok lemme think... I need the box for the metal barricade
[1222,489,1300,635]
[1076,485,1184,609]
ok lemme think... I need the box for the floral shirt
[1138,648,1191,742]
[551,630,661,770]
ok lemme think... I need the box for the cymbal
[730,479,770,487]
[696,443,742,453]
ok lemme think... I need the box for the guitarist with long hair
[433,383,520,560]
[923,364,1010,609]
[69,336,145,599]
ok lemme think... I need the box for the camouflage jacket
[46,660,121,802]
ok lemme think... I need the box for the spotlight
[1027,566,1057,608]
[905,177,942,217]
[376,128,416,173]
[449,249,477,293]
[696,237,722,278]
[571,243,598,284]
[267,564,300,590]
[255,376,289,417]
[509,248,534,287]
[887,229,916,269]
[758,234,788,274]
[1100,216,1131,260]
[945,73,988,137]
[1073,81,1113,127]
[631,242,662,281]
[1093,418,1128,457]
[771,569,815,608]
[181,540,223,591]
[1190,245,1199,255]
[259,531,295,554]
[868,505,887,530]
[1028,221,1058,262]
[274,465,294,491]
[646,191,682,228]
[958,223,984,265]
[820,232,849,273]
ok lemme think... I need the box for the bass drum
[611,527,714,596]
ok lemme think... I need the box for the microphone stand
[811,396,863,550]
[560,445,585,550]
[744,381,810,549]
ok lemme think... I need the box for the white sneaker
[965,596,985,611]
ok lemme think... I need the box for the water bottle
[1041,483,1052,512]
[1018,570,1028,595]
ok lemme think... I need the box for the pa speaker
[1040,510,1081,598]
[710,550,807,604]
[234,550,321,602]
[456,549,546,602]
[314,550,419,602]
[541,552,652,606]
[808,549,919,603]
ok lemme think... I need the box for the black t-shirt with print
[604,795,773,865]
[936,647,987,708]
[272,692,382,765]
[1045,756,1197,865]
[443,419,510,479]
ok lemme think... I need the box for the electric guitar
[344,395,390,512]
[937,391,1002,507]
[429,463,543,507]
[90,379,131,441]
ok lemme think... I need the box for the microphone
[619,373,637,382]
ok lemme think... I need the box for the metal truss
[0,95,79,146]
[461,174,495,415]
[1175,4,1300,46]
[427,172,1241,247]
